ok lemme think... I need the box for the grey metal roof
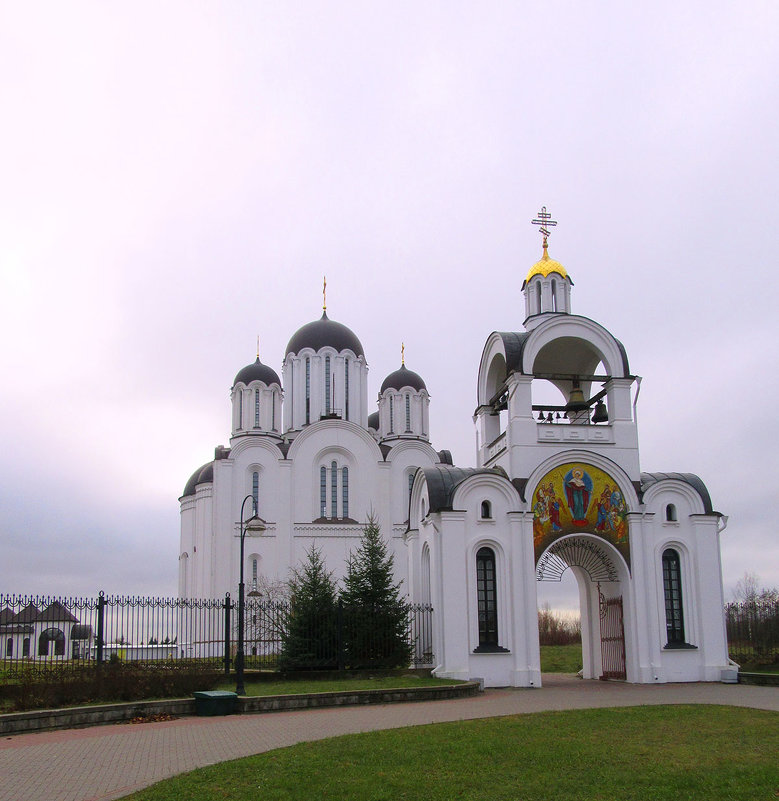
[640,472,714,514]
[286,312,364,357]
[421,465,514,514]
[182,461,214,498]
[233,357,281,388]
[380,364,426,393]
[37,601,79,623]
[71,625,93,639]
[367,411,379,430]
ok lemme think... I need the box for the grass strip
[127,704,778,801]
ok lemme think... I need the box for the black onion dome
[286,312,364,357]
[380,364,426,394]
[367,411,379,430]
[182,462,213,498]
[233,357,281,388]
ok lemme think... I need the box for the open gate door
[599,595,626,680]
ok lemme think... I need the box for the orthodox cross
[531,205,557,249]
[256,335,260,359]
[401,342,405,365]
[323,275,327,311]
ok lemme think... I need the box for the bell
[591,400,608,424]
[538,410,545,421]
[565,384,588,412]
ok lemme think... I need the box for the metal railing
[0,593,434,676]
[725,601,779,667]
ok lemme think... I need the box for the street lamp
[236,493,265,696]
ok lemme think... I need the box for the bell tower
[522,206,572,321]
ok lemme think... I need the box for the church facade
[179,219,732,687]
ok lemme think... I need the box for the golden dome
[523,245,569,286]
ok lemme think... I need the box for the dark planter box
[193,690,237,716]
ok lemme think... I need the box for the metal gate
[599,595,626,680]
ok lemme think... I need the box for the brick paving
[1,676,777,801]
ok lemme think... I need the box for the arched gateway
[404,208,730,688]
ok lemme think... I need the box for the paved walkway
[1,676,777,801]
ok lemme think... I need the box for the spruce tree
[279,547,338,671]
[340,515,412,668]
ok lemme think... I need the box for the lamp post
[236,494,265,696]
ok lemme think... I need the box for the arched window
[344,357,350,420]
[331,460,338,520]
[405,394,411,432]
[535,282,541,311]
[237,390,243,430]
[305,358,311,424]
[271,394,276,431]
[325,356,331,414]
[251,557,258,591]
[254,388,260,428]
[665,504,677,522]
[38,628,65,657]
[389,396,394,433]
[5,638,11,657]
[252,472,259,510]
[408,473,414,504]
[662,548,685,645]
[320,466,327,518]
[476,548,499,650]
[551,278,557,312]
[342,467,349,519]
[22,638,30,657]
[480,500,492,519]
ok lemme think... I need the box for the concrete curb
[738,672,779,687]
[0,682,479,735]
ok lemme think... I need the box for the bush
[537,604,581,646]
[5,661,222,712]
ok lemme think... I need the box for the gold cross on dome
[401,342,405,365]
[531,205,558,248]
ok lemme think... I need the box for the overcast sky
[1,2,777,607]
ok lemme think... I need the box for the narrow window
[237,390,243,430]
[271,394,276,431]
[665,504,677,522]
[331,460,338,519]
[480,500,492,519]
[535,282,541,311]
[325,356,331,414]
[389,396,394,433]
[252,472,259,511]
[5,638,11,657]
[305,358,311,425]
[320,466,327,518]
[662,548,685,645]
[22,638,30,657]
[252,557,258,583]
[408,473,414,504]
[342,467,349,519]
[405,394,411,432]
[476,548,499,649]
[344,357,350,420]
[551,278,558,312]
[254,388,260,428]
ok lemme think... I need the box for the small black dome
[380,364,426,394]
[367,411,379,430]
[233,357,281,388]
[182,462,214,497]
[286,312,364,357]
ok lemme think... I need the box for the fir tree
[279,547,338,671]
[340,515,412,668]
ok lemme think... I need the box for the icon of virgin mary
[564,467,593,526]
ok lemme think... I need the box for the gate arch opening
[537,534,627,680]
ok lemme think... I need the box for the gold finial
[323,275,327,312]
[531,205,558,256]
[256,335,260,360]
[401,342,405,365]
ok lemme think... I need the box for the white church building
[179,211,732,687]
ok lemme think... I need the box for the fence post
[223,593,232,676]
[96,591,105,664]
[337,599,345,672]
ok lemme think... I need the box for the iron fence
[725,601,779,667]
[0,592,434,676]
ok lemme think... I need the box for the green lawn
[126,705,778,800]
[215,674,465,696]
[540,643,582,673]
